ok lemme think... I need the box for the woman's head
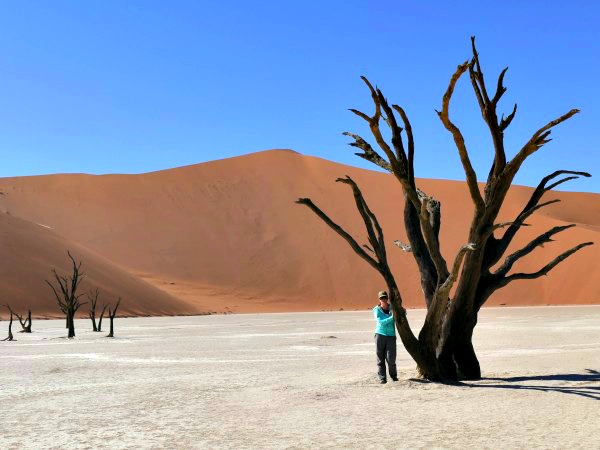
[378,290,389,307]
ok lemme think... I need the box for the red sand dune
[0,149,597,318]
[0,213,197,318]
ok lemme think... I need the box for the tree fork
[5,305,32,333]
[106,298,121,338]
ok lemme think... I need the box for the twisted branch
[494,242,593,289]
[494,224,577,278]
[295,198,380,272]
[491,170,591,267]
[505,110,580,179]
[469,36,507,178]
[296,179,423,362]
[437,61,485,211]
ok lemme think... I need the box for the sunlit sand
[1,306,598,449]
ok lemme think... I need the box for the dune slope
[0,213,197,318]
[0,149,597,315]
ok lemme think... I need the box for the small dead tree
[87,289,107,332]
[297,38,593,381]
[2,308,15,341]
[106,298,121,338]
[46,251,87,338]
[5,304,32,333]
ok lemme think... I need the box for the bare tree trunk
[106,298,121,338]
[25,310,32,333]
[97,304,107,332]
[90,312,97,332]
[448,307,480,380]
[107,316,114,338]
[68,310,76,338]
[2,311,14,341]
[87,289,101,332]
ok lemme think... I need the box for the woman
[373,290,398,383]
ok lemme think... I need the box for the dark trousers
[375,334,397,380]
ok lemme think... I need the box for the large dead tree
[46,251,87,339]
[5,304,32,333]
[297,38,593,381]
[106,298,121,338]
[87,289,107,332]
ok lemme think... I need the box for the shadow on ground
[463,369,600,400]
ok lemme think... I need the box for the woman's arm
[374,308,394,325]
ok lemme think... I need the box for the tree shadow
[463,369,600,400]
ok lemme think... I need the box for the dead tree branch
[494,224,577,278]
[296,180,424,364]
[493,242,593,290]
[436,61,485,211]
[489,170,591,267]
[505,110,580,180]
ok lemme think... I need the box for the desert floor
[1,306,599,449]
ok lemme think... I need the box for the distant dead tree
[297,37,593,381]
[46,251,87,338]
[2,307,14,341]
[106,298,121,338]
[5,304,32,333]
[87,289,107,332]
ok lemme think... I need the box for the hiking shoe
[379,379,387,384]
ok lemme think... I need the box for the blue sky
[0,1,598,192]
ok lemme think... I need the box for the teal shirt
[373,306,395,336]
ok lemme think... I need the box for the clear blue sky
[0,1,598,192]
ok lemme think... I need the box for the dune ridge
[0,149,597,318]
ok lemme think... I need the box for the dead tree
[106,298,121,338]
[87,289,107,332]
[297,38,593,381]
[46,251,87,338]
[5,304,32,333]
[2,307,14,341]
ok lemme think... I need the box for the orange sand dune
[0,213,197,318]
[0,150,597,317]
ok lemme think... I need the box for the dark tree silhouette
[97,303,107,332]
[5,304,32,333]
[2,307,15,341]
[87,289,107,332]
[46,251,87,339]
[297,38,593,381]
[106,298,121,338]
